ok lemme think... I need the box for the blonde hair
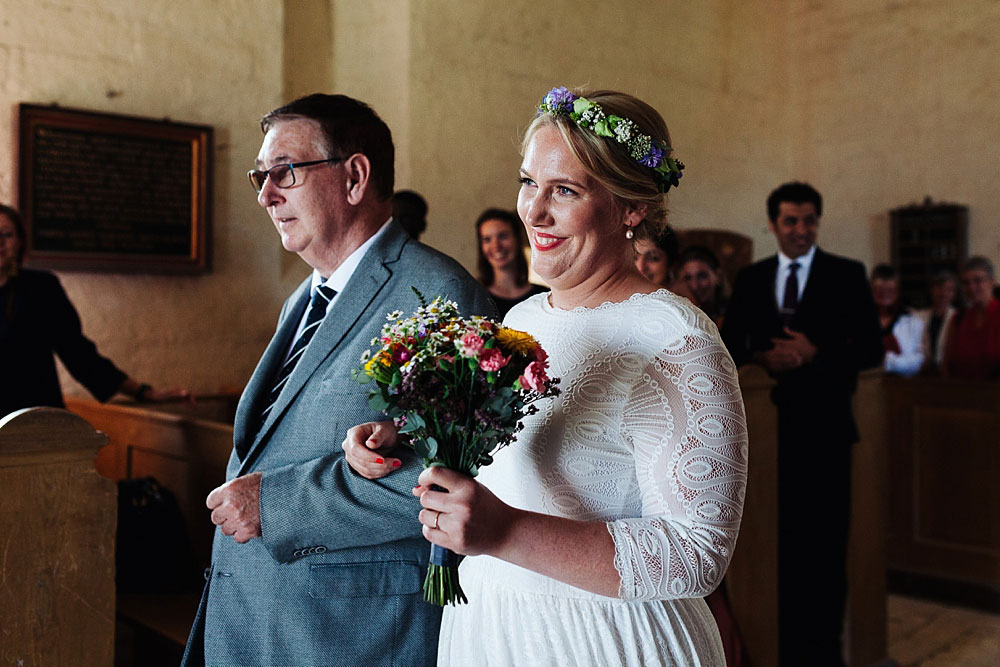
[522,89,674,238]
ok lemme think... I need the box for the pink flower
[479,348,510,371]
[533,345,549,366]
[456,332,485,359]
[519,360,550,392]
[392,345,412,364]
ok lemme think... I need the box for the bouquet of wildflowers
[353,290,559,606]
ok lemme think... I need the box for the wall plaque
[18,104,212,273]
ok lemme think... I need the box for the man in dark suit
[721,182,883,666]
[182,94,492,666]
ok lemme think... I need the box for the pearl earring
[625,226,634,240]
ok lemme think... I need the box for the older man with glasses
[181,93,491,667]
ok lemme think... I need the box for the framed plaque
[18,104,212,273]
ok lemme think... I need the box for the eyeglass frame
[247,157,345,193]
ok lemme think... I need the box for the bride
[344,86,748,666]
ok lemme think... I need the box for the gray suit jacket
[183,221,494,666]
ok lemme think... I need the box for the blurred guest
[392,189,428,240]
[678,245,727,327]
[943,256,1000,380]
[722,181,883,666]
[633,224,677,284]
[918,270,956,373]
[871,264,924,377]
[475,207,546,318]
[0,204,189,418]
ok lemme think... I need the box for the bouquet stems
[424,543,467,606]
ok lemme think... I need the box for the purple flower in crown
[540,86,577,115]
[640,143,665,168]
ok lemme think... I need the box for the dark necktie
[257,284,336,431]
[780,262,800,327]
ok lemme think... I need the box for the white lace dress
[437,290,748,666]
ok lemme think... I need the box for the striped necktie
[257,284,336,431]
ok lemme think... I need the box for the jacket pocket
[308,560,422,598]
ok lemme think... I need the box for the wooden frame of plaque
[18,104,212,273]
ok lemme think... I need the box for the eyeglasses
[248,157,344,193]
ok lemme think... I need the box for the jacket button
[293,549,302,557]
[315,546,327,553]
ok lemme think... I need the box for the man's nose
[257,177,282,208]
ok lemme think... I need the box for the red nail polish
[375,458,384,464]
[392,460,402,468]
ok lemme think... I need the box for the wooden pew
[884,376,1000,605]
[727,367,890,666]
[0,407,115,666]
[65,396,235,664]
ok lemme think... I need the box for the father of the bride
[181,93,491,666]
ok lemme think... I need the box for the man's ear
[342,153,372,206]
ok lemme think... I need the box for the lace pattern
[503,290,748,602]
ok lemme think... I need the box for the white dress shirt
[774,245,817,307]
[286,218,393,360]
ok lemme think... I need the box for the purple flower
[543,86,577,114]
[640,144,665,168]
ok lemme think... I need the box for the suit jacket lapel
[238,224,408,474]
[233,279,310,460]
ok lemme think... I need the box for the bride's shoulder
[626,289,717,336]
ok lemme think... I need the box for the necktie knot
[789,261,800,275]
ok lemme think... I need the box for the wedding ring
[432,511,440,530]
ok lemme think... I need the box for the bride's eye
[518,176,536,187]
[556,185,577,196]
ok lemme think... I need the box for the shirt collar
[777,244,817,274]
[310,217,393,295]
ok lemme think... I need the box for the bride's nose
[522,192,551,228]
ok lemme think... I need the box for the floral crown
[537,86,684,194]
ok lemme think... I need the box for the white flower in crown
[614,118,638,143]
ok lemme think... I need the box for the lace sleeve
[609,330,748,601]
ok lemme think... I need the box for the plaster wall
[0,0,289,398]
[790,0,1000,268]
[399,0,794,269]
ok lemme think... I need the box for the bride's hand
[341,421,402,479]
[414,466,515,557]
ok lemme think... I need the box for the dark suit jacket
[0,269,126,417]
[183,222,494,667]
[721,248,883,444]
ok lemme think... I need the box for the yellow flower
[495,327,538,355]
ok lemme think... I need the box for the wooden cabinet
[890,198,967,308]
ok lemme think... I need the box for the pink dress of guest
[944,298,1000,380]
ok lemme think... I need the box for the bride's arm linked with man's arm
[342,327,748,601]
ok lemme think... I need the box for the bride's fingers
[342,424,402,479]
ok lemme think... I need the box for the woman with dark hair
[475,207,546,318]
[677,245,727,327]
[870,263,924,376]
[0,204,188,417]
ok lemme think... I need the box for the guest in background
[475,207,546,318]
[633,224,677,283]
[871,264,924,377]
[943,256,1000,380]
[677,245,727,327]
[918,270,956,373]
[721,181,883,666]
[0,204,189,418]
[392,189,428,240]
